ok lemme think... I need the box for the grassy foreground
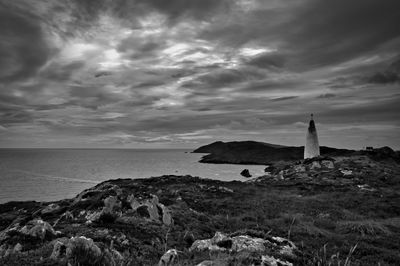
[0,155,399,265]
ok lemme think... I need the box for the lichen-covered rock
[190,232,297,265]
[127,194,172,225]
[19,219,58,240]
[50,239,67,259]
[13,243,22,253]
[262,255,293,266]
[159,203,173,226]
[41,203,61,215]
[66,236,102,265]
[158,249,178,266]
[104,196,121,213]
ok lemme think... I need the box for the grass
[1,157,400,265]
[337,220,391,237]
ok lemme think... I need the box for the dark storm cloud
[281,0,400,68]
[0,4,52,83]
[367,72,400,84]
[200,0,400,70]
[270,96,298,102]
[317,94,336,99]
[1,0,400,148]
[40,61,86,81]
[135,0,231,21]
[245,52,286,69]
[366,57,400,84]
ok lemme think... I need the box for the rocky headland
[0,148,400,265]
[192,141,399,165]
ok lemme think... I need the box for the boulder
[159,203,173,226]
[240,169,252,178]
[310,161,321,170]
[158,249,178,266]
[41,203,61,215]
[50,239,67,259]
[127,194,173,225]
[19,219,58,240]
[103,196,121,213]
[262,255,293,266]
[190,232,297,265]
[13,243,22,253]
[66,236,102,265]
[321,160,334,169]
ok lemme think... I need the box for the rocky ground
[0,154,399,265]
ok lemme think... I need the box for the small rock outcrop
[190,231,298,265]
[240,169,252,178]
[15,219,59,241]
[66,236,102,264]
[158,249,178,266]
[127,194,173,226]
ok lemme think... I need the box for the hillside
[1,154,400,265]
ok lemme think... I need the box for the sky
[0,0,399,149]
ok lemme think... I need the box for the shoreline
[1,154,399,265]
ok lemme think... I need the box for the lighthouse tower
[304,114,320,159]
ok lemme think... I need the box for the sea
[0,149,266,204]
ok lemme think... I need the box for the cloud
[0,0,400,149]
[317,93,336,99]
[0,5,52,83]
[245,52,286,69]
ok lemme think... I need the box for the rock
[13,243,22,253]
[159,203,173,226]
[127,194,172,225]
[0,244,7,258]
[19,219,58,240]
[85,210,103,223]
[66,236,102,265]
[320,160,334,169]
[196,261,215,266]
[293,165,306,172]
[340,169,353,176]
[310,161,321,169]
[262,255,293,266]
[240,169,252,178]
[104,196,121,212]
[50,240,67,259]
[158,249,178,266]
[73,184,122,205]
[127,194,141,210]
[357,184,377,192]
[41,203,61,215]
[271,236,297,259]
[145,196,160,220]
[218,186,234,193]
[190,232,297,265]
[53,211,74,227]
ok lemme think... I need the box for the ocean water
[0,149,266,203]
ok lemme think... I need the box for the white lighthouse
[304,114,320,159]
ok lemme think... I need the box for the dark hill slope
[193,141,354,164]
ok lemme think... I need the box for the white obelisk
[304,114,320,159]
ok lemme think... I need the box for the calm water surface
[0,149,266,203]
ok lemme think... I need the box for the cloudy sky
[0,0,399,149]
